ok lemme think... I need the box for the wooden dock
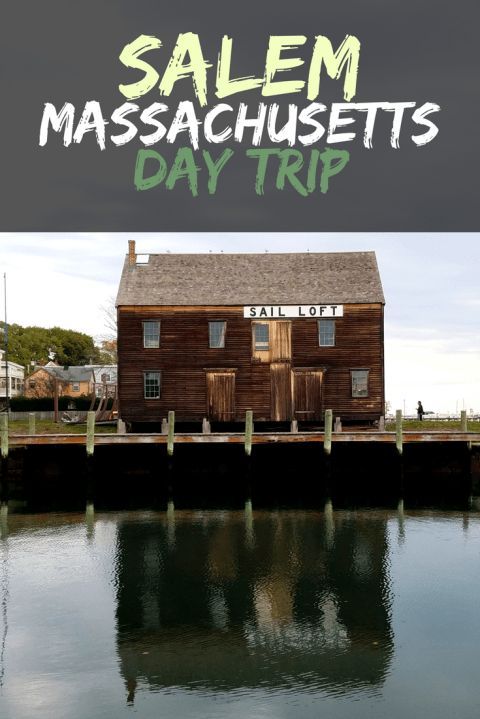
[6,430,480,448]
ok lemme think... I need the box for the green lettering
[319,148,350,193]
[165,147,200,196]
[276,150,307,196]
[246,149,280,195]
[202,149,234,194]
[134,149,167,190]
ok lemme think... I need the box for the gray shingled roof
[42,366,94,383]
[116,252,385,306]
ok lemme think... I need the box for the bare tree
[95,296,117,363]
[101,295,117,336]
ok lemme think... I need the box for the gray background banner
[1,0,478,231]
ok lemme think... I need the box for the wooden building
[116,242,385,429]
[0,349,25,400]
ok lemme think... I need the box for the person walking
[417,401,425,421]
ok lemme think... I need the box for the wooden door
[270,363,292,421]
[293,369,323,420]
[206,370,235,421]
[271,321,291,361]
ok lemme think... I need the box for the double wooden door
[271,365,324,421]
[292,368,324,420]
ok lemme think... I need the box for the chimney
[128,240,136,266]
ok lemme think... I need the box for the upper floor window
[209,321,226,348]
[253,322,269,351]
[318,319,335,347]
[72,382,80,392]
[143,320,160,348]
[144,371,161,399]
[351,369,369,397]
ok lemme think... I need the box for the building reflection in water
[115,504,394,703]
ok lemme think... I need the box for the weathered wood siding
[117,304,384,424]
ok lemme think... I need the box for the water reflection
[115,507,394,702]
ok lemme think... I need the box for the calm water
[0,504,479,719]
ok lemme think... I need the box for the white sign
[244,305,343,318]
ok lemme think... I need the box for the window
[351,369,369,397]
[29,380,36,389]
[144,371,161,399]
[318,319,335,347]
[209,321,226,348]
[143,321,160,348]
[72,382,80,392]
[253,322,269,350]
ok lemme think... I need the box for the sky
[0,233,479,416]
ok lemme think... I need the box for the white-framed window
[209,321,226,348]
[144,371,161,399]
[351,369,369,397]
[143,320,160,348]
[318,319,335,347]
[253,322,269,351]
[72,382,80,392]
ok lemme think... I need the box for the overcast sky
[1,233,478,416]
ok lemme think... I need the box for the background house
[24,365,95,399]
[0,348,25,401]
[116,242,385,429]
[85,364,118,397]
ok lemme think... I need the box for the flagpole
[3,274,9,414]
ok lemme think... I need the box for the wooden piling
[245,410,253,456]
[0,502,7,539]
[28,412,36,435]
[396,410,403,455]
[324,498,334,548]
[397,498,405,543]
[334,416,342,433]
[202,418,211,434]
[324,409,333,455]
[86,411,95,456]
[378,415,385,431]
[461,410,467,432]
[244,499,254,548]
[167,411,175,456]
[0,414,8,459]
[290,419,298,434]
[166,498,175,547]
[85,501,95,537]
[161,418,168,435]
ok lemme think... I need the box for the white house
[0,349,25,399]
[85,364,118,397]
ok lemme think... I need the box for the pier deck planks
[7,431,480,447]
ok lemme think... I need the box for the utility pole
[3,274,9,414]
